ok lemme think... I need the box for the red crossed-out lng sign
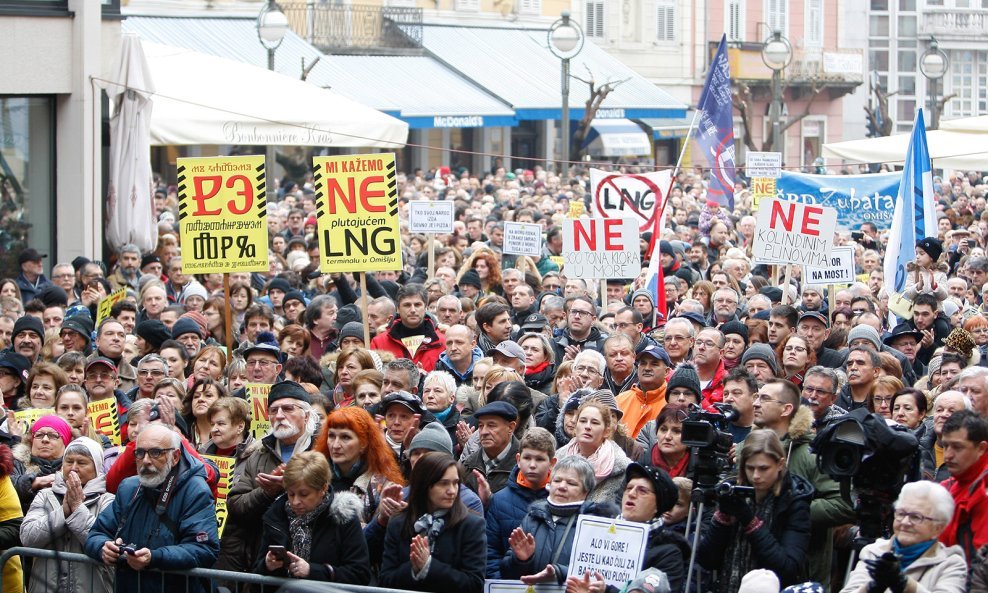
[562,218,640,279]
[753,199,837,267]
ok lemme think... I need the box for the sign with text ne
[562,218,640,279]
[567,515,648,589]
[177,155,269,274]
[246,383,271,440]
[503,222,543,257]
[589,169,673,234]
[753,199,837,267]
[96,288,127,327]
[745,151,783,179]
[408,200,455,234]
[804,246,856,286]
[313,153,402,273]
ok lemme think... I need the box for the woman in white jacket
[840,481,967,593]
[19,437,114,593]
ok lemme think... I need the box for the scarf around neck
[546,497,583,518]
[892,537,936,569]
[558,439,616,482]
[286,492,332,561]
[414,508,449,549]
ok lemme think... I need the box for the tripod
[683,487,717,593]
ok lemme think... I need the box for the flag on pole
[694,34,736,210]
[884,108,937,298]
[643,238,668,327]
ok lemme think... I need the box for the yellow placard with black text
[202,454,236,537]
[176,155,269,274]
[96,288,127,327]
[246,383,271,440]
[751,177,777,212]
[313,153,402,273]
[88,399,121,446]
[13,408,54,436]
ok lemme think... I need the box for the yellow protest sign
[751,177,777,212]
[88,398,121,446]
[176,155,269,274]
[96,288,127,327]
[312,153,401,273]
[246,383,271,440]
[13,408,54,435]
[202,454,236,537]
[568,201,585,218]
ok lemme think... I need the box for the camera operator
[750,379,854,590]
[696,429,812,591]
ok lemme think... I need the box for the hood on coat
[331,490,364,524]
[785,406,815,443]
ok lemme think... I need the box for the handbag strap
[551,514,577,565]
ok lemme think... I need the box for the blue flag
[884,109,936,295]
[695,35,736,210]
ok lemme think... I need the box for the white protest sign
[803,246,856,286]
[567,515,648,589]
[745,151,783,179]
[484,581,564,593]
[753,199,838,267]
[562,218,640,279]
[408,200,455,234]
[589,168,673,233]
[503,222,543,257]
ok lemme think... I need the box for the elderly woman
[891,388,928,434]
[256,451,371,584]
[519,333,556,395]
[20,436,114,593]
[553,401,632,503]
[352,369,384,411]
[422,371,460,450]
[22,362,68,410]
[13,415,73,511]
[200,397,252,459]
[501,455,618,585]
[839,481,966,593]
[190,345,227,384]
[332,348,376,409]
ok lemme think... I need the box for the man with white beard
[217,381,316,573]
[86,424,219,593]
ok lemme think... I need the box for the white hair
[935,390,973,411]
[665,317,696,337]
[424,370,457,396]
[896,481,955,524]
[574,349,606,373]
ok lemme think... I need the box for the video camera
[811,408,918,541]
[682,403,740,490]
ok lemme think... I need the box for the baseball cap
[18,248,46,265]
[380,391,425,415]
[85,357,118,374]
[486,340,525,361]
[798,311,829,328]
[637,344,671,365]
[520,314,549,332]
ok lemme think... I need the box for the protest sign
[750,177,777,212]
[13,408,53,436]
[804,246,856,286]
[562,218,640,279]
[313,153,402,273]
[484,581,564,593]
[202,454,236,537]
[568,200,585,218]
[567,515,648,589]
[745,151,783,178]
[753,199,838,267]
[176,155,269,274]
[96,288,127,327]
[408,200,455,234]
[589,169,673,233]
[88,399,121,446]
[503,222,543,257]
[776,171,900,230]
[246,383,271,440]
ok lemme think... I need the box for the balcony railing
[282,2,423,54]
[920,9,988,39]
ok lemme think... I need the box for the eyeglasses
[268,404,302,415]
[569,309,594,319]
[623,484,655,497]
[33,431,62,441]
[695,340,719,349]
[872,396,893,405]
[138,369,166,378]
[246,359,277,368]
[802,386,834,396]
[893,509,940,524]
[573,365,601,376]
[783,345,807,353]
[134,447,175,460]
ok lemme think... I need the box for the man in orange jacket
[617,344,670,439]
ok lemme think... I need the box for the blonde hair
[479,365,522,406]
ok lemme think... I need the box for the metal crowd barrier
[0,547,426,593]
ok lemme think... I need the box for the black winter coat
[379,511,487,593]
[696,473,814,589]
[254,491,371,586]
[603,527,691,593]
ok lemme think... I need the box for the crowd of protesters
[0,163,984,593]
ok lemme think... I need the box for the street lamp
[761,30,792,154]
[548,11,584,180]
[257,0,289,178]
[920,38,949,129]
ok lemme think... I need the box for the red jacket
[106,438,220,499]
[700,359,727,412]
[940,450,988,564]
[369,317,446,373]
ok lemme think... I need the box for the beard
[272,422,301,441]
[138,454,175,488]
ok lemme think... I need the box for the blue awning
[640,115,696,139]
[582,119,652,157]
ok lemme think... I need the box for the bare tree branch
[731,82,758,152]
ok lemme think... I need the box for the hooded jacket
[485,466,550,578]
[435,346,484,387]
[370,316,447,372]
[553,325,609,365]
[255,490,371,585]
[12,443,61,512]
[84,447,220,593]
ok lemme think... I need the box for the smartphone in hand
[268,545,287,562]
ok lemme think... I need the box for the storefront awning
[640,114,696,139]
[582,119,651,157]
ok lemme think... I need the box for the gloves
[865,552,907,593]
[717,494,754,526]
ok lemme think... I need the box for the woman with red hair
[457,248,503,296]
[314,407,404,525]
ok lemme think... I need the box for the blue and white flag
[884,109,937,296]
[694,35,736,210]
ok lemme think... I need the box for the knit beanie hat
[667,363,701,400]
[781,584,824,593]
[721,321,749,345]
[916,237,944,262]
[37,285,68,308]
[336,304,362,329]
[928,355,942,376]
[563,393,584,415]
[739,569,780,593]
[283,290,307,308]
[181,281,208,302]
[12,316,44,343]
[942,299,960,319]
[408,422,453,456]
[171,317,203,340]
[741,343,780,376]
[61,315,94,345]
[267,277,292,294]
[64,436,106,478]
[631,288,655,309]
[31,415,72,446]
[339,321,365,344]
[179,311,209,336]
[847,325,881,350]
[136,319,171,350]
[459,269,482,290]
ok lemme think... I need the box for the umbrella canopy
[823,128,988,170]
[105,33,158,253]
[940,115,988,133]
[141,42,407,147]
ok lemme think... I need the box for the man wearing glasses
[801,366,846,430]
[553,295,608,363]
[132,354,170,402]
[222,381,316,574]
[243,338,284,386]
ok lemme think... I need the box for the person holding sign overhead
[370,284,446,373]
